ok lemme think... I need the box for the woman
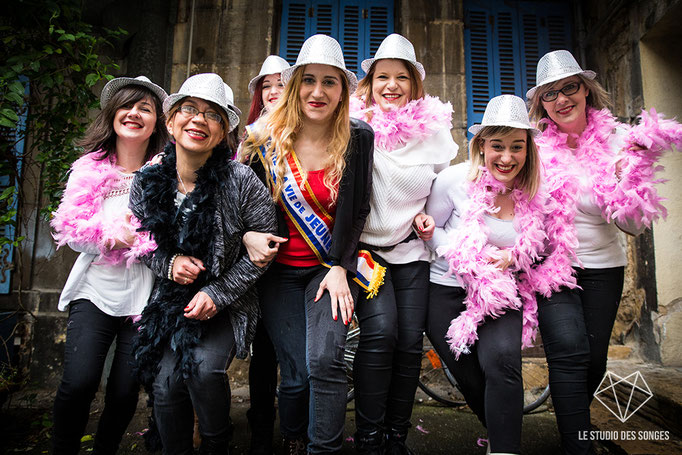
[129,73,277,455]
[242,54,290,455]
[426,95,577,455]
[240,34,376,454]
[245,54,290,126]
[526,50,681,454]
[50,75,168,454]
[349,33,458,454]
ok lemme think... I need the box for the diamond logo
[594,370,653,423]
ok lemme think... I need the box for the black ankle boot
[355,430,385,455]
[386,428,415,455]
[283,436,307,455]
[247,409,275,455]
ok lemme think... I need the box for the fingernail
[184,306,189,311]
[334,315,337,321]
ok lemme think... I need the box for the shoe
[355,429,385,455]
[386,428,415,455]
[283,436,307,455]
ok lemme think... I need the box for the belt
[359,231,419,253]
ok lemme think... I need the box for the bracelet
[167,254,180,280]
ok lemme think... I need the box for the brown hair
[528,74,611,131]
[240,65,351,203]
[468,126,541,199]
[354,59,425,122]
[78,86,169,161]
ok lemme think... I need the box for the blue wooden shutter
[464,0,572,134]
[280,0,394,76]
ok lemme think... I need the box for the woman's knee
[357,313,398,353]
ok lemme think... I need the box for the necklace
[176,169,189,194]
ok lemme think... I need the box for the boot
[283,436,307,455]
[247,408,275,455]
[386,428,415,455]
[355,429,385,455]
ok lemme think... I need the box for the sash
[251,133,385,298]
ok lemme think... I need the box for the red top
[277,169,337,267]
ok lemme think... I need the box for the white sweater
[360,127,459,264]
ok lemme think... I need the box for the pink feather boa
[438,168,578,357]
[349,95,453,151]
[51,151,156,267]
[538,107,682,230]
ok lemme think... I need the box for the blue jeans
[52,299,139,455]
[427,284,523,454]
[353,259,430,436]
[152,311,236,455]
[260,263,357,454]
[538,266,624,455]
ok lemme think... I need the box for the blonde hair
[354,59,425,122]
[239,65,351,203]
[528,74,611,131]
[468,125,541,199]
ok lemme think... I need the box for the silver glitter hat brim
[360,33,425,80]
[526,50,596,99]
[100,76,168,110]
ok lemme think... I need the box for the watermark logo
[594,370,653,423]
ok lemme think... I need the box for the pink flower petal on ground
[476,437,488,447]
[345,436,354,443]
[415,425,429,434]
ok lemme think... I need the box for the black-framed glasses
[178,104,223,123]
[540,81,582,102]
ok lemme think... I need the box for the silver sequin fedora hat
[223,83,242,117]
[526,50,596,99]
[361,33,425,80]
[163,73,240,132]
[281,34,358,93]
[100,75,168,109]
[469,94,541,137]
[248,55,291,95]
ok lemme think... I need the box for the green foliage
[0,0,125,227]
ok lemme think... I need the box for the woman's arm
[200,167,277,311]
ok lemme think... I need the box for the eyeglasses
[178,105,223,123]
[540,81,582,102]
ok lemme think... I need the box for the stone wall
[580,0,682,365]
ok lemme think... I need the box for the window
[464,0,573,131]
[280,0,394,77]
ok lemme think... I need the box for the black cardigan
[250,118,374,274]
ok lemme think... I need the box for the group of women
[50,31,680,455]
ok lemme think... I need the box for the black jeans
[537,266,624,455]
[353,259,430,436]
[152,311,236,455]
[427,283,523,454]
[247,317,278,434]
[52,299,140,455]
[260,263,357,454]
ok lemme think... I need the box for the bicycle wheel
[418,338,466,407]
[521,340,551,413]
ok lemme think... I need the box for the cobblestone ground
[2,385,619,455]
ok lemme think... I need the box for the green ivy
[0,0,126,226]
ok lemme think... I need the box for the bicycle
[344,321,550,414]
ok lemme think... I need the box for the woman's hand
[487,249,513,271]
[413,213,435,241]
[184,291,217,320]
[315,266,353,325]
[111,213,137,250]
[242,231,287,267]
[172,255,205,285]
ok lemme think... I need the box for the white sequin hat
[361,33,425,80]
[469,94,541,137]
[163,73,240,132]
[223,82,242,118]
[526,50,596,99]
[100,75,168,109]
[248,55,290,95]
[281,34,358,93]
